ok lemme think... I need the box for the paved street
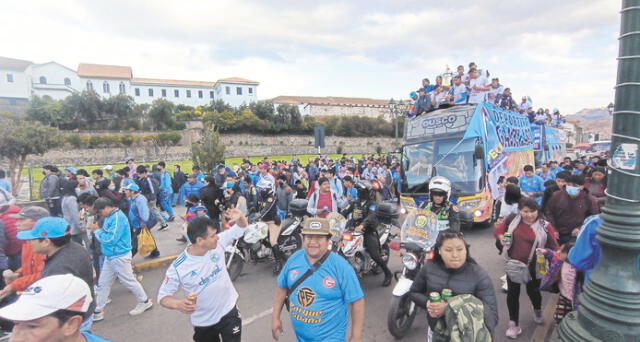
[93,213,554,342]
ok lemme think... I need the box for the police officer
[419,176,460,233]
[257,179,283,274]
[347,181,393,287]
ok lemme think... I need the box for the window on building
[86,80,93,91]
[209,91,214,99]
[39,76,47,84]
[187,90,192,98]
[148,88,154,97]
[102,81,110,94]
[161,89,167,97]
[248,87,253,94]
[118,82,126,94]
[135,88,140,96]
[64,77,71,86]
[174,89,179,98]
[236,87,242,95]
[225,86,230,95]
[198,90,203,98]
[6,74,14,83]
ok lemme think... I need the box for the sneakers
[534,309,544,324]
[176,236,187,242]
[505,321,522,339]
[129,299,153,316]
[167,216,175,222]
[93,311,105,322]
[501,281,508,292]
[159,223,169,231]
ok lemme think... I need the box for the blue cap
[193,205,207,212]
[123,183,140,192]
[220,181,234,190]
[17,217,70,240]
[65,167,76,175]
[410,91,417,98]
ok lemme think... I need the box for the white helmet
[256,178,275,197]
[428,176,452,199]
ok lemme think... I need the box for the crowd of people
[0,148,616,341]
[407,62,566,127]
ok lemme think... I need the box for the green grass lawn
[23,153,363,200]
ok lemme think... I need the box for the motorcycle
[339,202,398,278]
[326,212,347,252]
[276,199,308,259]
[387,209,440,339]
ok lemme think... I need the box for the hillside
[565,107,613,139]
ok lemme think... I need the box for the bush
[121,134,135,147]
[67,134,82,148]
[89,135,103,148]
[173,122,187,130]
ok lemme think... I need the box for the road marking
[242,308,273,327]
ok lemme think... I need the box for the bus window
[433,139,483,195]
[401,142,435,193]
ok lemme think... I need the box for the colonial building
[0,56,259,112]
[271,95,392,121]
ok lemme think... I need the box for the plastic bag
[137,227,156,257]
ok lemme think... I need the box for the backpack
[131,198,158,229]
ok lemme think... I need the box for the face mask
[566,185,580,196]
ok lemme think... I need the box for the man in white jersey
[468,69,490,104]
[158,208,248,342]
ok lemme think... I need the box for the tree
[26,95,71,128]
[148,98,175,130]
[191,121,225,174]
[153,132,182,160]
[0,119,63,196]
[208,99,232,113]
[62,90,103,128]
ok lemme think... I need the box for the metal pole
[558,1,640,340]
[394,111,399,150]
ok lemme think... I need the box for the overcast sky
[1,0,620,114]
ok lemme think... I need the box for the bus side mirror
[474,144,484,160]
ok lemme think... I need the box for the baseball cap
[64,167,76,175]
[123,183,140,192]
[0,274,92,322]
[9,206,49,220]
[301,218,331,236]
[102,165,113,171]
[17,217,70,240]
[220,181,235,190]
[124,156,134,162]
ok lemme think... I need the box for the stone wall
[20,133,396,166]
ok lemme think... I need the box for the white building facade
[272,96,392,121]
[0,56,259,111]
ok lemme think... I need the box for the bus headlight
[474,210,483,217]
[402,253,418,270]
[400,207,407,215]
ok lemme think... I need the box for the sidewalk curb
[531,293,559,341]
[133,255,179,273]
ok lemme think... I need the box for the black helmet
[354,181,372,201]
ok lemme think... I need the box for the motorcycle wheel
[371,243,390,275]
[225,252,244,281]
[278,233,302,261]
[387,294,417,339]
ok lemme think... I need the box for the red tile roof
[77,63,132,79]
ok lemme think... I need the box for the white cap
[0,274,92,321]
[102,165,113,171]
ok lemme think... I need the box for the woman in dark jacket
[409,231,498,340]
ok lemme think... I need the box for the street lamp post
[608,102,615,115]
[558,1,640,341]
[389,98,406,151]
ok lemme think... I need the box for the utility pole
[558,1,640,340]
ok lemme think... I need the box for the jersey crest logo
[289,269,299,282]
[322,276,335,289]
[297,287,316,307]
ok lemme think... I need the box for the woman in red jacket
[494,197,559,339]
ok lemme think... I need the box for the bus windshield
[402,138,483,195]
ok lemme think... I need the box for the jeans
[172,192,183,206]
[506,266,541,325]
[95,252,148,313]
[150,204,167,224]
[277,209,287,222]
[7,255,20,272]
[160,193,174,217]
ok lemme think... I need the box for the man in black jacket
[199,176,224,231]
[172,165,186,206]
[414,88,432,116]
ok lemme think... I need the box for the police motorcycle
[339,181,399,278]
[326,212,347,252]
[387,176,454,339]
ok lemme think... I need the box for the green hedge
[64,133,182,149]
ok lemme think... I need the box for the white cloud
[0,0,622,113]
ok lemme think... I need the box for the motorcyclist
[257,179,283,274]
[419,176,460,232]
[346,181,393,287]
